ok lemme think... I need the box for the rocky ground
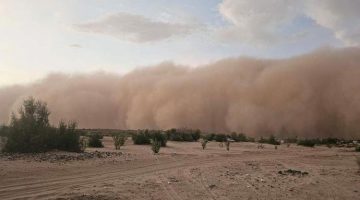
[0,137,359,200]
[0,151,124,163]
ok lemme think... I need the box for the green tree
[4,97,82,153]
[4,97,51,152]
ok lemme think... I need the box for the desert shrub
[320,138,339,145]
[166,129,180,141]
[151,139,161,154]
[0,126,8,151]
[258,137,267,143]
[3,97,82,153]
[132,130,167,146]
[203,133,215,141]
[112,134,126,150]
[181,132,194,141]
[0,136,7,152]
[0,125,9,137]
[88,132,103,139]
[191,129,201,141]
[201,139,208,150]
[247,137,255,142]
[55,121,83,152]
[268,135,280,145]
[297,139,316,147]
[258,135,280,145]
[132,130,151,145]
[214,134,227,142]
[285,137,298,143]
[258,135,279,145]
[151,131,167,147]
[225,140,230,151]
[166,128,199,142]
[238,133,247,142]
[88,133,104,148]
[230,132,247,142]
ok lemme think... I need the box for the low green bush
[132,130,151,145]
[203,133,215,141]
[132,130,167,146]
[214,134,227,142]
[320,138,339,145]
[297,139,316,147]
[230,132,248,142]
[166,128,200,142]
[151,131,167,147]
[192,130,201,141]
[112,134,126,150]
[88,133,104,148]
[151,139,161,154]
[285,137,298,143]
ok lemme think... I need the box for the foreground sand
[0,137,359,200]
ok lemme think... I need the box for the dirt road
[1,138,359,200]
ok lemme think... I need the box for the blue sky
[0,0,359,86]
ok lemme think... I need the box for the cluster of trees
[131,130,167,147]
[202,132,254,142]
[165,128,200,142]
[1,97,84,153]
[283,137,355,148]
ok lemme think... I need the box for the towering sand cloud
[1,47,360,138]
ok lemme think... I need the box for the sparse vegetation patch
[297,139,316,147]
[166,128,200,142]
[278,169,309,176]
[112,134,126,150]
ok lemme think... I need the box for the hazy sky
[1,0,359,86]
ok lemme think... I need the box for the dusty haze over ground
[1,47,360,138]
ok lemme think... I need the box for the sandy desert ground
[0,137,359,200]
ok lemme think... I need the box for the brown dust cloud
[1,47,360,138]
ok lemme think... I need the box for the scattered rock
[167,176,179,183]
[208,184,216,189]
[278,169,309,176]
[0,151,123,163]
